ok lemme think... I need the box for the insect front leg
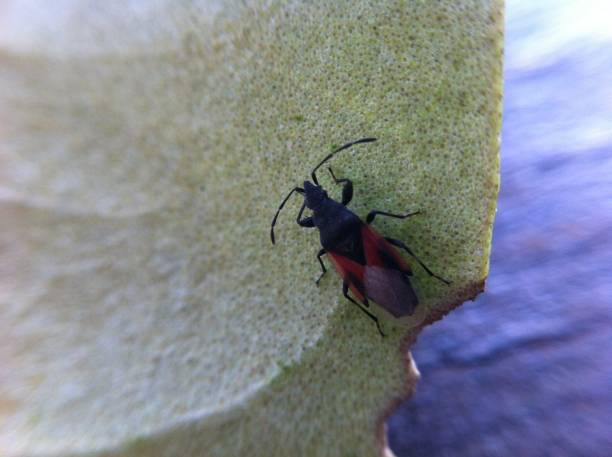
[341,282,385,337]
[328,167,353,206]
[296,201,315,227]
[384,237,451,285]
[366,209,420,224]
[315,249,327,286]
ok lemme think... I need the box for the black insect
[270,138,450,335]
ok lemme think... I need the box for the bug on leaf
[270,138,450,335]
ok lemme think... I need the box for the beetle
[270,138,450,335]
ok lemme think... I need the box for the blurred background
[388,0,612,455]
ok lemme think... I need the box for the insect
[270,138,450,335]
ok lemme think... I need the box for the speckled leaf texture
[0,1,503,456]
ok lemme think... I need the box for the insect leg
[342,282,385,337]
[384,237,451,285]
[366,209,420,224]
[315,249,327,286]
[327,167,353,206]
[296,201,315,227]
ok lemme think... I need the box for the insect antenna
[270,187,305,244]
[310,137,377,185]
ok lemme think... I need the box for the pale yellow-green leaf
[0,1,503,456]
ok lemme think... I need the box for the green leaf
[0,1,503,456]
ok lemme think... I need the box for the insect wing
[360,225,418,317]
[363,266,418,317]
[327,252,366,302]
[360,225,412,273]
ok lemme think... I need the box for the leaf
[0,1,503,456]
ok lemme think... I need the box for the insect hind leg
[342,282,385,337]
[385,237,451,285]
[315,249,327,286]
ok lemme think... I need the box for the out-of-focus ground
[388,0,612,455]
